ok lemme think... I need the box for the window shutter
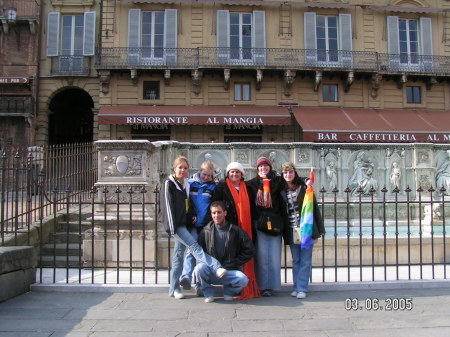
[128,9,141,65]
[252,10,266,65]
[164,9,178,66]
[46,12,60,57]
[83,11,96,56]
[387,16,400,71]
[420,17,433,71]
[304,12,316,65]
[339,13,352,67]
[217,10,230,64]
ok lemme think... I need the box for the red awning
[99,105,292,126]
[292,108,450,143]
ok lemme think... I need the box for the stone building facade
[0,0,40,148]
[32,0,450,145]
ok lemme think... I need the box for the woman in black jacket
[246,156,286,297]
[159,156,226,299]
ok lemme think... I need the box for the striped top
[286,187,301,227]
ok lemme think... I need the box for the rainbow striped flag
[299,169,315,249]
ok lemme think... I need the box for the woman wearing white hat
[212,162,260,299]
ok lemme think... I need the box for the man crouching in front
[194,201,255,303]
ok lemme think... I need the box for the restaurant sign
[123,116,266,125]
[305,132,450,143]
[0,77,29,84]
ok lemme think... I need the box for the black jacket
[198,221,255,271]
[281,182,325,244]
[212,180,253,226]
[159,175,196,236]
[246,172,288,235]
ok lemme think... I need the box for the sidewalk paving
[1,281,450,337]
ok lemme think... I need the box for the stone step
[52,232,83,244]
[41,243,82,256]
[39,255,83,268]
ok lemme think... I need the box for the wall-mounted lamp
[210,137,215,143]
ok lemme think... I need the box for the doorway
[49,88,93,144]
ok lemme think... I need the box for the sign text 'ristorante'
[125,116,265,125]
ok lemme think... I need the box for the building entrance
[48,89,94,144]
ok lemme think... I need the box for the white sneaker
[204,296,214,303]
[296,291,306,299]
[223,295,234,301]
[290,291,297,297]
[173,290,185,299]
[216,267,227,278]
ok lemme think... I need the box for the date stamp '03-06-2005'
[344,298,413,311]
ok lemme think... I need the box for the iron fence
[34,183,449,285]
[96,47,450,76]
[0,143,97,246]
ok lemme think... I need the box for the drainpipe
[35,0,44,145]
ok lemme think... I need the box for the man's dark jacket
[198,221,255,271]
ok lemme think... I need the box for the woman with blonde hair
[159,156,226,299]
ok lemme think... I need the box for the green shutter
[304,12,316,65]
[252,10,266,65]
[217,10,229,64]
[83,11,96,56]
[164,9,177,66]
[46,12,60,57]
[339,13,352,67]
[387,16,400,70]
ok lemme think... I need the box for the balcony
[96,47,450,77]
[50,56,91,76]
[0,96,34,116]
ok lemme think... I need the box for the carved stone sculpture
[435,150,450,195]
[348,151,378,196]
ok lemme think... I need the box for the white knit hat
[226,162,245,177]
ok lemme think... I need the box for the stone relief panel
[102,154,143,178]
[325,153,338,192]
[254,149,289,173]
[435,150,450,195]
[234,149,250,165]
[194,150,228,181]
[348,151,378,196]
[417,151,430,165]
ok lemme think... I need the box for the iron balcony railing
[50,56,91,76]
[0,95,34,116]
[95,47,450,75]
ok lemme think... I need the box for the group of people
[159,155,325,303]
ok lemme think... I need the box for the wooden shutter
[304,12,316,65]
[387,16,400,71]
[83,11,96,56]
[217,10,230,64]
[420,17,433,71]
[339,13,352,67]
[252,10,266,65]
[164,9,177,66]
[128,9,141,65]
[46,12,60,57]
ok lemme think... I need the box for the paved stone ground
[1,284,450,337]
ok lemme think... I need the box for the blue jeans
[169,226,222,296]
[255,229,282,290]
[289,243,313,293]
[193,263,248,298]
[180,227,199,282]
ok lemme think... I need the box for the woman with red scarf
[212,162,260,299]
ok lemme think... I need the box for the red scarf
[226,178,260,299]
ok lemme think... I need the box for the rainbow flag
[299,169,315,249]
